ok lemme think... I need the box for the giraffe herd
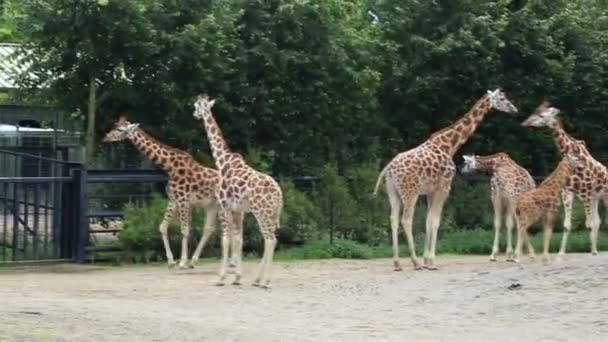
[103,89,603,287]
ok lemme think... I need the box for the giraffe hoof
[261,284,271,290]
[489,257,497,262]
[393,267,403,272]
[413,265,423,271]
[167,262,177,269]
[425,265,438,271]
[232,281,242,286]
[592,251,598,256]
[505,258,515,263]
[215,282,225,287]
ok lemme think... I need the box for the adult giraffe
[193,95,283,288]
[374,89,518,270]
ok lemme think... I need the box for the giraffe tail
[373,165,389,196]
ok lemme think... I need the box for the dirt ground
[1,253,607,342]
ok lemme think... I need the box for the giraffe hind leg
[251,209,279,288]
[425,189,449,270]
[159,200,177,267]
[557,190,574,258]
[386,177,404,271]
[189,206,218,268]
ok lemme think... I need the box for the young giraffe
[513,152,584,264]
[374,89,518,271]
[193,94,283,288]
[103,117,239,268]
[522,102,608,257]
[461,152,536,261]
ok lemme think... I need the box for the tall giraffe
[513,152,583,263]
[103,117,237,268]
[522,102,607,257]
[374,89,518,270]
[193,94,283,288]
[461,152,536,261]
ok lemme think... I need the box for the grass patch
[275,230,608,261]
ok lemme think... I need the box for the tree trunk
[85,74,97,163]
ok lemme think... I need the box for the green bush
[278,180,321,245]
[118,195,212,263]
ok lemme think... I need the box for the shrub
[277,180,321,246]
[118,195,212,263]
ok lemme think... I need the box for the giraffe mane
[429,94,490,139]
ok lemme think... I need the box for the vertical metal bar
[12,181,18,261]
[2,182,7,262]
[76,166,89,263]
[44,179,50,258]
[33,182,40,259]
[23,184,29,259]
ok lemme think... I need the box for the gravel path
[1,254,607,341]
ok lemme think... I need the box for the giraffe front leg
[557,190,574,259]
[490,195,503,262]
[177,203,192,269]
[216,210,233,286]
[230,211,244,285]
[542,212,557,264]
[159,201,177,267]
[583,198,600,255]
[189,207,218,268]
[252,210,279,288]
[425,190,449,270]
[505,204,515,261]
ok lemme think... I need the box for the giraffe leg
[176,202,192,269]
[505,202,515,261]
[490,195,503,262]
[542,212,557,264]
[189,207,218,268]
[557,190,574,258]
[401,194,421,270]
[230,211,244,285]
[216,209,233,286]
[252,210,279,288]
[425,190,449,270]
[423,193,434,266]
[159,200,177,267]
[513,214,527,265]
[386,179,403,271]
[583,198,600,255]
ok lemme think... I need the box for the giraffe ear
[209,99,216,107]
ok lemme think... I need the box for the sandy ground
[0,253,607,342]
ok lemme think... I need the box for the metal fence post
[70,164,89,263]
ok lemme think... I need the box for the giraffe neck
[199,110,232,170]
[129,129,176,171]
[429,95,492,156]
[538,158,572,190]
[549,121,578,154]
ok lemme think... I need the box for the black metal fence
[0,149,89,264]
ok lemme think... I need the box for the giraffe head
[102,116,140,142]
[461,155,478,173]
[193,94,216,120]
[486,88,518,113]
[461,153,507,173]
[521,101,560,127]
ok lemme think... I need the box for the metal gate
[0,149,86,263]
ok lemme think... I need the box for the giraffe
[192,94,283,288]
[513,152,584,264]
[461,152,536,261]
[373,89,518,271]
[103,117,239,269]
[522,101,608,257]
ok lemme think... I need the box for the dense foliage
[2,0,608,257]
